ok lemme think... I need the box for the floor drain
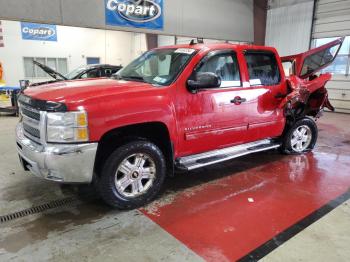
[0,197,79,224]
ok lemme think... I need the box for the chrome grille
[20,103,42,144]
[23,122,40,138]
[21,107,40,121]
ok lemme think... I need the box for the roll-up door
[312,0,350,113]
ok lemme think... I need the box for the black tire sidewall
[283,117,318,154]
[98,141,166,209]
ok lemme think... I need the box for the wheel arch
[281,116,318,154]
[93,122,174,179]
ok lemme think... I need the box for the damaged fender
[279,38,344,120]
[278,74,334,119]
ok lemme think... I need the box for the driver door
[176,50,251,156]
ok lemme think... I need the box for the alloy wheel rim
[114,153,156,198]
[291,125,312,152]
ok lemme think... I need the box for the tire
[98,140,166,209]
[281,117,318,154]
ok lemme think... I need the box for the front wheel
[98,140,166,209]
[281,117,318,154]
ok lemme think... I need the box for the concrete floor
[0,113,349,261]
[262,199,350,262]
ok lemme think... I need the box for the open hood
[33,61,68,81]
[282,37,344,79]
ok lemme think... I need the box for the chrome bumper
[16,123,98,183]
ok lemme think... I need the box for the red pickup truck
[16,38,343,209]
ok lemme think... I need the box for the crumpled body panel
[279,38,344,119]
[279,73,334,119]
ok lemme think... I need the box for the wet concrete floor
[0,113,349,261]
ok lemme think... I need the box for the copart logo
[22,26,55,39]
[21,22,57,42]
[105,0,163,29]
[106,0,161,22]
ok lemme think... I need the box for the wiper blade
[114,75,145,82]
[124,76,145,81]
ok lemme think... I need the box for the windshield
[65,66,87,80]
[115,48,196,86]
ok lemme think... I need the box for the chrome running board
[176,139,280,171]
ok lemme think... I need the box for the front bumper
[16,123,98,183]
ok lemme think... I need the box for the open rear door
[282,37,344,79]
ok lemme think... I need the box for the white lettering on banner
[106,0,161,23]
[22,27,55,38]
[107,0,118,10]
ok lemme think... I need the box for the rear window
[245,52,281,86]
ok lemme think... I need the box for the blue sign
[105,0,163,30]
[21,22,57,42]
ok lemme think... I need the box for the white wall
[0,20,147,86]
[175,37,247,45]
[132,33,148,59]
[0,0,254,43]
[158,35,176,47]
[265,0,314,56]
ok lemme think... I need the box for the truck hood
[23,78,159,105]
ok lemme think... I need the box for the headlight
[46,111,89,143]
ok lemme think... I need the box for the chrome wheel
[291,125,312,152]
[115,153,156,198]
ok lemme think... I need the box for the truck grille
[23,122,40,138]
[20,104,42,144]
[21,106,40,121]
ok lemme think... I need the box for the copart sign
[21,22,57,42]
[105,0,163,30]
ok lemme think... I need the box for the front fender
[88,92,178,143]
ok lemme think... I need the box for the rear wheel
[281,117,318,154]
[98,140,166,209]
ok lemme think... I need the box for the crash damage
[280,74,334,121]
[280,37,344,122]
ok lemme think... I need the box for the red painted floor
[142,120,350,261]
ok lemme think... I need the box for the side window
[196,53,241,87]
[245,52,281,86]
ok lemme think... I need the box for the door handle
[231,96,247,105]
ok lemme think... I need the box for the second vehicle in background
[28,61,123,87]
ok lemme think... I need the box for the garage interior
[0,0,350,261]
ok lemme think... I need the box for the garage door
[312,0,350,113]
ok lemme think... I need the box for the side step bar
[176,139,280,171]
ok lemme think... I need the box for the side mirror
[187,72,221,93]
